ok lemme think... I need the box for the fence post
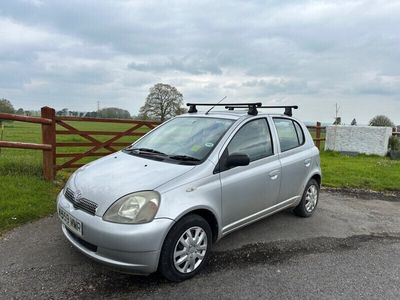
[315,121,321,150]
[41,107,56,181]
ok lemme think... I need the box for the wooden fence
[306,121,325,150]
[0,106,336,181]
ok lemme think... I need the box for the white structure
[325,125,392,156]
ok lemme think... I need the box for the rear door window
[273,118,304,152]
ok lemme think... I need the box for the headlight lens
[103,191,160,224]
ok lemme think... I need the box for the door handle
[304,159,311,167]
[269,170,280,180]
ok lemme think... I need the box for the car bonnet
[68,151,195,216]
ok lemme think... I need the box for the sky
[0,0,399,124]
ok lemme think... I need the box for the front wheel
[158,214,212,281]
[293,179,320,217]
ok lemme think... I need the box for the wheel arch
[309,172,321,187]
[173,207,220,243]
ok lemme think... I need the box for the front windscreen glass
[126,117,234,163]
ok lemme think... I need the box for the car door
[217,118,281,234]
[272,117,312,203]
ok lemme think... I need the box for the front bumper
[57,192,174,274]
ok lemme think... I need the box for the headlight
[103,191,160,224]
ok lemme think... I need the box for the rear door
[272,117,312,203]
[218,118,281,233]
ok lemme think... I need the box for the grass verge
[320,151,400,191]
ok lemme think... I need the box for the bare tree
[139,83,185,122]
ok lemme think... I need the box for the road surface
[1,191,399,299]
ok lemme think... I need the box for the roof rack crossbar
[187,102,262,116]
[225,105,298,117]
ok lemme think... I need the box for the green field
[0,121,399,234]
[0,120,147,233]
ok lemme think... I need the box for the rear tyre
[158,214,212,282]
[294,179,319,217]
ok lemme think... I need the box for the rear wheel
[158,214,212,281]
[294,179,319,217]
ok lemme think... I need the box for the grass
[0,120,146,234]
[320,151,400,191]
[0,121,399,234]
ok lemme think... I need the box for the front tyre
[158,214,212,281]
[294,179,320,217]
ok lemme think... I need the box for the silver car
[57,103,321,281]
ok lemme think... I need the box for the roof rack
[186,102,298,116]
[187,102,262,116]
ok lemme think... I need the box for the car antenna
[205,96,227,115]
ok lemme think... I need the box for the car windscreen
[126,117,234,162]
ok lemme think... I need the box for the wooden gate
[54,113,159,172]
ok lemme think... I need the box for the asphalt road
[1,191,400,299]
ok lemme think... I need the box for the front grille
[64,188,98,216]
[66,228,98,252]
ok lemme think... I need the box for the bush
[389,136,400,151]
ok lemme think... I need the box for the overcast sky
[1,0,399,124]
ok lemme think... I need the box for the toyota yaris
[57,103,321,281]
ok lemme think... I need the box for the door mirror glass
[226,153,250,168]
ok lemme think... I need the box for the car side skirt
[221,195,300,236]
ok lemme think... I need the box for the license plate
[58,207,83,236]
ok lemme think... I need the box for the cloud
[0,0,399,123]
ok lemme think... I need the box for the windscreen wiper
[125,147,167,156]
[168,155,201,162]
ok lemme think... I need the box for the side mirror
[226,153,250,168]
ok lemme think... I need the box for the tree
[369,115,394,127]
[97,107,131,119]
[351,118,357,126]
[0,99,15,114]
[85,111,98,118]
[333,117,341,125]
[16,108,24,115]
[139,83,184,122]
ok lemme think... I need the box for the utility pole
[97,101,100,112]
[333,103,341,125]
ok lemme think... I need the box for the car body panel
[219,155,281,230]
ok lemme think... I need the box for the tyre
[158,214,212,281]
[293,179,320,217]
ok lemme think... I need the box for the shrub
[389,136,400,151]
